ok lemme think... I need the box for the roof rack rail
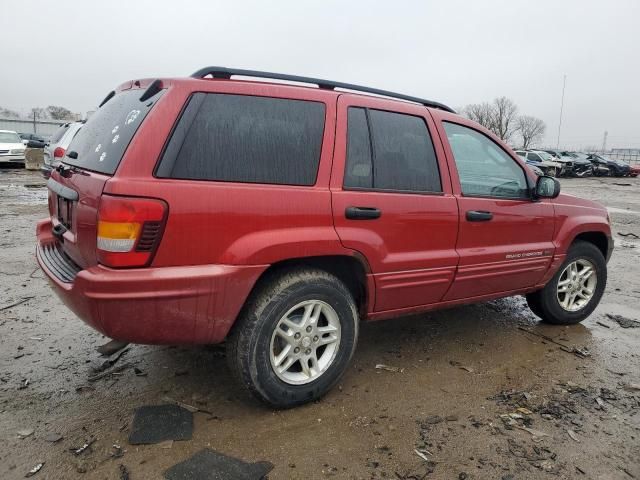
[190,66,455,113]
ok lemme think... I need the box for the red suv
[37,67,613,407]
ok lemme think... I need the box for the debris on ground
[129,404,193,445]
[596,321,611,328]
[375,364,404,373]
[606,314,640,328]
[70,438,96,456]
[618,232,639,239]
[24,462,44,477]
[119,464,130,480]
[91,348,130,374]
[566,429,580,442]
[0,296,34,311]
[43,433,63,443]
[162,396,212,414]
[623,383,640,392]
[164,448,274,480]
[17,428,35,439]
[111,444,124,459]
[96,339,129,356]
[87,363,132,382]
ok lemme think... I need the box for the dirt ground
[0,167,638,480]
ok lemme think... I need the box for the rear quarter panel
[104,80,351,267]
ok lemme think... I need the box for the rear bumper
[36,219,267,344]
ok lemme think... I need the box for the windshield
[0,131,22,143]
[64,88,164,174]
[537,152,554,161]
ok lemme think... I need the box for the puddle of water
[0,183,48,205]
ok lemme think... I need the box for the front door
[435,119,555,300]
[331,95,459,312]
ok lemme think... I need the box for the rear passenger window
[157,94,325,186]
[343,107,441,193]
[344,108,373,189]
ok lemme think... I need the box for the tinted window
[65,89,164,175]
[443,122,528,199]
[527,153,541,161]
[158,94,325,186]
[344,108,373,189]
[369,110,441,192]
[343,108,441,193]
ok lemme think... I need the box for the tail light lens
[97,195,167,268]
[53,147,66,159]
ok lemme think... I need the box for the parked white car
[515,150,563,176]
[42,121,84,177]
[0,130,26,164]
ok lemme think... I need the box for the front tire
[526,241,607,325]
[227,268,359,408]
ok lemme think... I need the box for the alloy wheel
[269,300,341,385]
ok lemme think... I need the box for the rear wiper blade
[66,151,78,159]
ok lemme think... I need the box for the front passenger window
[443,122,528,199]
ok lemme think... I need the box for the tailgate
[48,170,110,268]
[45,85,165,268]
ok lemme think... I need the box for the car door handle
[466,210,493,222]
[345,206,381,220]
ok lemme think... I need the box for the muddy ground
[0,167,638,480]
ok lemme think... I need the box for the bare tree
[30,107,48,120]
[463,102,494,130]
[516,115,546,149]
[0,106,20,118]
[491,97,518,142]
[46,106,74,120]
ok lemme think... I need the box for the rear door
[434,117,555,300]
[47,87,165,268]
[331,95,459,312]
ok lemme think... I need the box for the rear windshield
[50,125,69,143]
[64,88,164,174]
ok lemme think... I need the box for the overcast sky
[3,0,639,149]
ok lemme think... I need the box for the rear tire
[526,241,606,325]
[227,268,359,408]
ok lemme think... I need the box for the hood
[0,142,25,150]
[554,193,607,214]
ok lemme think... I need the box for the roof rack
[190,66,455,113]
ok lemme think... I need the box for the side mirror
[535,176,560,199]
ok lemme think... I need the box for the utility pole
[556,75,566,149]
[601,131,608,152]
[33,111,37,134]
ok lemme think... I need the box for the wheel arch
[571,231,610,260]
[245,254,372,318]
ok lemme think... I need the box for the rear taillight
[97,195,167,268]
[53,147,66,159]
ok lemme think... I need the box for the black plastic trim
[37,243,81,283]
[190,66,455,113]
[47,178,78,201]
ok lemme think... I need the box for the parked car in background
[564,152,593,177]
[515,150,562,176]
[0,130,26,164]
[42,121,84,178]
[629,164,639,177]
[19,132,48,145]
[526,163,544,176]
[37,67,613,408]
[544,150,575,176]
[586,154,632,177]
